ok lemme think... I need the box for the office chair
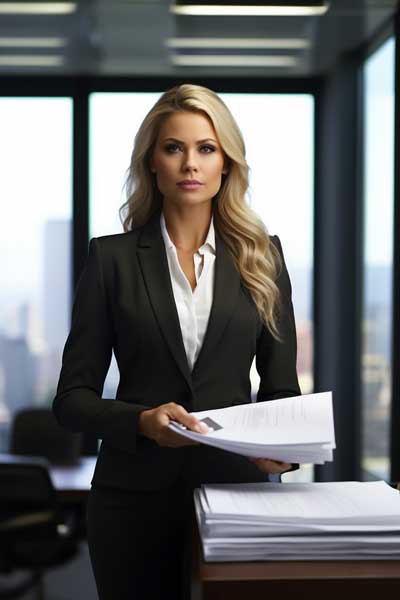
[10,408,82,465]
[10,407,88,544]
[0,457,79,600]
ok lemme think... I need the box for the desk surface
[196,555,400,581]
[0,453,96,502]
[50,456,96,500]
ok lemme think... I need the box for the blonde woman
[53,84,301,600]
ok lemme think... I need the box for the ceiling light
[0,2,76,14]
[167,37,310,49]
[0,55,64,66]
[171,2,329,16]
[171,55,298,67]
[0,37,66,47]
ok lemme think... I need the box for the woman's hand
[249,457,292,475]
[138,402,209,448]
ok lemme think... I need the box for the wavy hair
[120,84,283,340]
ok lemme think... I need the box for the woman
[53,83,301,600]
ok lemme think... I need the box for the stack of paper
[194,480,400,561]
[169,392,335,464]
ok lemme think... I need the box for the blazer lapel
[136,211,241,389]
[136,211,194,393]
[192,229,241,375]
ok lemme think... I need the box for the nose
[181,149,198,173]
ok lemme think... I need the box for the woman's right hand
[137,402,209,448]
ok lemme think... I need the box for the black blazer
[53,210,301,492]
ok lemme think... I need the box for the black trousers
[86,477,194,600]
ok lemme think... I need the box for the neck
[162,202,213,252]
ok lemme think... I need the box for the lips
[177,180,204,190]
[177,180,203,185]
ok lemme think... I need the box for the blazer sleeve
[255,235,301,402]
[52,237,147,455]
[255,235,301,474]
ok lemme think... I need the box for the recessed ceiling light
[0,37,66,47]
[0,55,64,66]
[171,2,329,16]
[171,55,299,67]
[166,37,310,49]
[0,2,77,14]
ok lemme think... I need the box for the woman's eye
[165,143,181,153]
[164,143,215,154]
[200,145,215,153]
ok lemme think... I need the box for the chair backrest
[0,458,79,586]
[0,459,57,513]
[10,408,82,465]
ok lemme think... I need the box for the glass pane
[89,92,162,238]
[89,93,162,400]
[0,97,73,452]
[221,94,314,399]
[361,38,395,480]
[89,92,314,481]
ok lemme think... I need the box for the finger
[158,427,201,448]
[263,461,284,475]
[154,406,204,447]
[257,458,291,469]
[272,461,291,471]
[167,404,208,433]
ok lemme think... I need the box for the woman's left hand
[249,457,292,475]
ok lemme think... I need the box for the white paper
[168,392,335,464]
[193,481,400,562]
[202,481,400,522]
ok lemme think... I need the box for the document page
[194,482,400,562]
[202,481,400,523]
[170,392,334,444]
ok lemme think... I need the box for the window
[89,92,162,400]
[221,94,314,399]
[0,97,73,451]
[361,37,395,480]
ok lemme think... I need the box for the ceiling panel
[0,0,397,76]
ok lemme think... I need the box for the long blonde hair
[120,84,283,340]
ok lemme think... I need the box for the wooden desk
[191,521,400,600]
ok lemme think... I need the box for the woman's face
[150,111,228,209]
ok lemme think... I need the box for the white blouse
[160,212,216,372]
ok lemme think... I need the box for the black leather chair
[9,408,82,465]
[0,457,79,599]
[9,407,87,545]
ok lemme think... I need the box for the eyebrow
[162,137,218,144]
